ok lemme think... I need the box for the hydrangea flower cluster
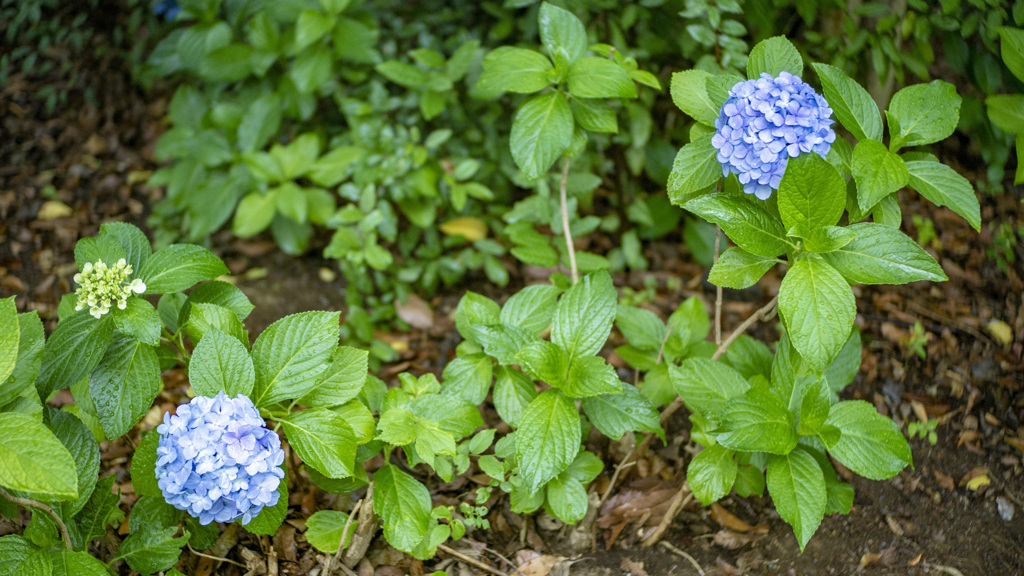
[711,71,837,200]
[153,0,181,21]
[156,392,285,525]
[73,258,146,318]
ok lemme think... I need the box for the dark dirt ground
[2,19,1024,576]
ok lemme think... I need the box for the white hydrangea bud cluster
[73,258,147,318]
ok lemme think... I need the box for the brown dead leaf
[709,502,752,532]
[712,529,755,550]
[958,467,989,487]
[933,469,955,491]
[715,557,741,576]
[885,515,905,536]
[396,294,434,329]
[511,554,565,576]
[598,478,676,529]
[619,558,648,576]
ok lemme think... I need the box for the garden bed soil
[2,33,1023,576]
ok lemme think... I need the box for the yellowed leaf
[37,200,73,220]
[986,320,1013,346]
[439,217,487,241]
[965,474,990,491]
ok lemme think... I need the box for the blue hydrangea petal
[155,391,285,525]
[710,72,836,199]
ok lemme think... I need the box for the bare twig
[188,543,247,568]
[658,541,707,575]
[0,485,72,550]
[641,483,692,547]
[342,485,377,569]
[438,544,509,576]
[559,157,578,284]
[710,296,778,362]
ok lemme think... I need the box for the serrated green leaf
[747,36,802,77]
[570,98,617,133]
[305,510,355,553]
[1,311,43,407]
[666,134,720,205]
[494,367,537,428]
[510,92,574,180]
[280,408,356,479]
[455,292,500,344]
[500,284,560,335]
[298,346,368,407]
[476,47,552,94]
[722,335,773,380]
[111,298,161,346]
[374,464,431,553]
[0,297,19,386]
[44,409,99,517]
[50,549,109,576]
[888,80,960,149]
[822,400,912,480]
[98,222,151,276]
[811,63,882,141]
[114,526,188,575]
[132,430,161,498]
[778,154,846,231]
[767,447,826,551]
[615,305,666,351]
[441,353,493,405]
[851,139,909,213]
[708,247,777,289]
[407,394,483,439]
[138,244,227,295]
[715,385,797,454]
[560,355,620,398]
[90,334,161,440]
[189,328,255,398]
[552,270,616,361]
[516,390,580,491]
[0,413,77,498]
[37,310,114,400]
[688,443,737,506]
[821,222,947,285]
[669,69,720,126]
[999,27,1024,83]
[669,358,749,417]
[734,464,765,497]
[74,474,120,544]
[538,2,586,71]
[684,194,792,258]
[905,161,980,231]
[251,311,340,406]
[778,256,855,371]
[582,384,663,441]
[544,474,588,524]
[567,57,636,98]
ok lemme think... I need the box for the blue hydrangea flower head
[153,0,181,21]
[156,391,285,525]
[711,71,836,200]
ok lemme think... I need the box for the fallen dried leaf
[986,320,1013,345]
[396,294,434,329]
[715,557,741,576]
[959,467,989,487]
[710,502,752,532]
[712,529,755,549]
[619,558,648,576]
[36,200,73,220]
[909,553,923,566]
[511,554,565,576]
[966,475,991,491]
[933,469,955,491]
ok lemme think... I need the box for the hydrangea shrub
[665,35,980,549]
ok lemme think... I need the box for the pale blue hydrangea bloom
[156,392,285,525]
[711,71,836,200]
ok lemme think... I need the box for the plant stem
[710,296,778,362]
[559,157,578,285]
[713,224,722,346]
[0,485,72,550]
